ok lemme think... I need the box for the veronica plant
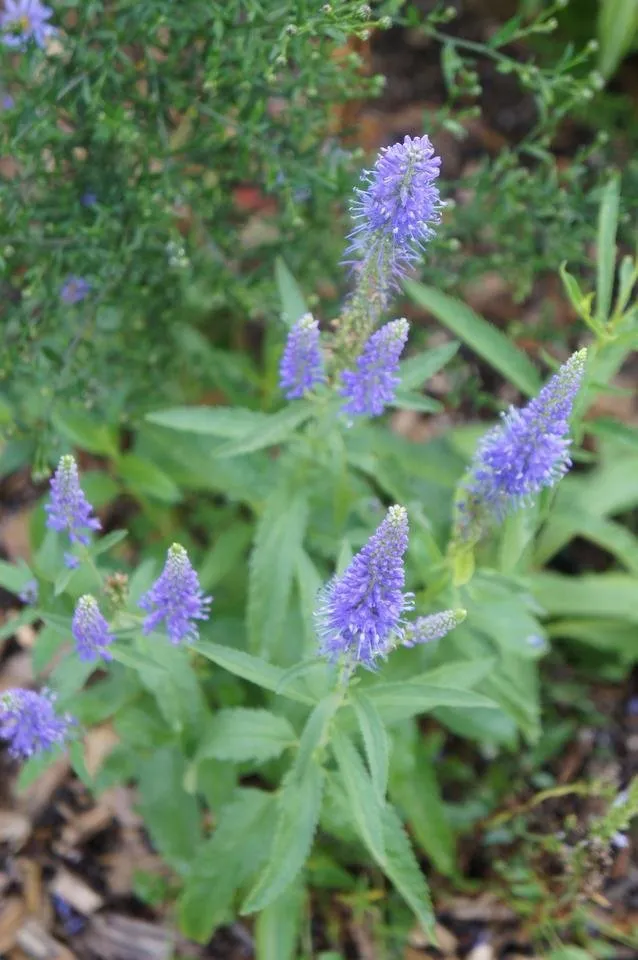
[1,147,636,957]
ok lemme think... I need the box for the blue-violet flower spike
[458,349,587,538]
[72,595,114,662]
[403,609,466,647]
[340,318,408,417]
[0,688,72,759]
[0,0,55,48]
[45,455,101,565]
[279,313,325,399]
[60,276,91,305]
[347,135,441,286]
[316,505,413,668]
[139,543,212,645]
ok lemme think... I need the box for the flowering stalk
[139,543,212,645]
[335,135,441,361]
[0,689,72,759]
[279,313,325,399]
[72,595,114,662]
[403,609,466,647]
[0,0,55,49]
[454,349,587,548]
[340,318,408,418]
[45,455,101,568]
[315,505,413,669]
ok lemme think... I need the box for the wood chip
[84,915,172,960]
[466,943,495,960]
[49,869,104,916]
[58,803,112,849]
[0,810,31,848]
[0,898,28,954]
[16,919,75,960]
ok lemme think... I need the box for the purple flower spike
[459,350,587,538]
[279,313,325,399]
[0,688,72,759]
[316,505,413,668]
[403,609,466,647]
[0,0,55,49]
[347,135,442,288]
[139,543,212,645]
[60,275,91,305]
[45,455,101,564]
[340,318,408,417]
[72,595,114,662]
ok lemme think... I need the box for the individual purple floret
[0,688,72,759]
[347,135,442,287]
[72,595,114,662]
[60,275,91,305]
[80,191,98,207]
[1,93,14,110]
[0,0,55,48]
[458,349,587,539]
[45,455,101,566]
[316,505,413,668]
[340,318,408,417]
[139,543,212,645]
[403,609,466,647]
[18,579,38,605]
[279,313,325,399]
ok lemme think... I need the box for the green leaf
[533,571,638,625]
[242,761,325,914]
[389,723,456,877]
[275,256,309,327]
[292,693,342,781]
[331,728,385,863]
[178,789,274,943]
[146,406,267,437]
[116,454,181,503]
[138,747,202,874]
[366,684,500,725]
[52,408,118,457]
[399,340,460,390]
[247,489,308,658]
[196,708,296,764]
[598,0,638,76]
[351,690,389,804]
[90,529,128,557]
[536,508,638,575]
[0,559,34,595]
[136,638,206,735]
[399,341,459,390]
[48,655,96,704]
[596,173,621,322]
[390,391,442,414]
[587,417,638,450]
[381,803,434,936]
[545,618,637,659]
[255,883,306,960]
[192,640,314,704]
[215,402,315,458]
[404,280,540,396]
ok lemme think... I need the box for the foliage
[0,0,383,464]
[2,3,638,957]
